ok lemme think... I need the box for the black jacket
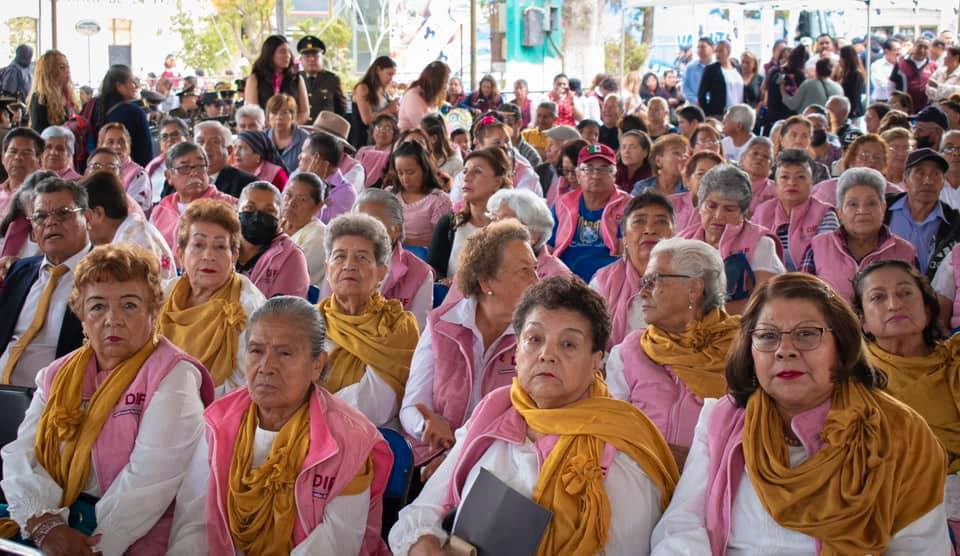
[301,70,347,121]
[697,63,727,118]
[214,165,259,198]
[884,192,960,279]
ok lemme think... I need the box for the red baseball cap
[577,143,616,166]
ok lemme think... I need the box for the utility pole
[276,0,286,36]
[51,0,58,49]
[470,0,477,89]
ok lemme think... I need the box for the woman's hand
[384,100,400,116]
[36,520,101,556]
[416,403,455,452]
[409,534,448,556]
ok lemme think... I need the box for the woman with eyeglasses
[691,124,723,156]
[881,127,914,188]
[606,237,739,469]
[810,134,903,207]
[800,168,916,300]
[652,272,951,554]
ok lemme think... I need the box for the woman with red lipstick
[1,244,213,555]
[591,191,676,348]
[652,273,951,554]
[606,237,739,467]
[800,168,916,300]
[391,276,678,556]
[157,200,266,397]
[854,260,960,547]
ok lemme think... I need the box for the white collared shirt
[0,244,90,387]
[327,336,398,427]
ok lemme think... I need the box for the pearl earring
[486,290,494,296]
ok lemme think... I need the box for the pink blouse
[396,189,452,245]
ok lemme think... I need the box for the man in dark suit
[698,40,738,118]
[194,120,257,198]
[0,178,88,387]
[297,36,347,122]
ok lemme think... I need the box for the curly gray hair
[324,213,392,266]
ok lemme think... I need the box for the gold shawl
[318,292,418,399]
[867,337,960,473]
[511,375,679,556]
[157,273,247,386]
[640,308,741,398]
[743,380,946,555]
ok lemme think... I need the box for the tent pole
[865,0,872,106]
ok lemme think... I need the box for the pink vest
[593,257,641,349]
[121,159,144,192]
[0,215,30,257]
[951,247,960,330]
[546,175,572,208]
[150,186,238,253]
[752,196,833,270]
[410,299,518,464]
[384,244,434,309]
[749,178,777,215]
[553,188,630,258]
[670,192,699,234]
[144,154,166,179]
[340,152,361,176]
[245,233,311,298]
[41,338,215,556]
[356,147,391,188]
[704,395,829,556]
[256,161,287,191]
[617,331,703,448]
[56,167,82,181]
[536,248,571,279]
[679,219,782,261]
[809,229,917,300]
[811,177,904,208]
[205,386,392,555]
[441,385,618,510]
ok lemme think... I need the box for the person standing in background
[683,37,714,105]
[1,45,33,102]
[297,35,347,122]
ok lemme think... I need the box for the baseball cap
[914,105,949,130]
[905,148,948,173]
[577,143,616,166]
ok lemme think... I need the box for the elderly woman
[318,213,419,427]
[632,134,690,196]
[352,187,434,330]
[679,165,785,314]
[158,200,266,396]
[237,181,310,298]
[400,220,539,469]
[150,142,237,253]
[390,276,679,555]
[1,244,213,555]
[281,172,327,285]
[488,188,569,279]
[606,237,739,467]
[739,136,777,214]
[39,126,80,180]
[810,133,903,206]
[97,122,151,212]
[235,129,289,191]
[800,168,916,299]
[670,151,724,232]
[881,127,913,187]
[591,192,676,348]
[169,296,393,555]
[854,260,960,543]
[651,272,950,553]
[752,149,839,272]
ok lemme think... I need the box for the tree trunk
[562,0,603,83]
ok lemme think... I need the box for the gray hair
[698,164,753,214]
[236,104,266,128]
[324,213,392,266]
[942,130,960,151]
[287,172,327,204]
[239,181,282,213]
[725,104,756,132]
[248,296,327,358]
[165,141,208,168]
[35,177,88,210]
[194,120,232,147]
[354,188,405,243]
[649,237,727,313]
[486,189,554,251]
[537,101,558,117]
[836,167,886,207]
[827,95,851,118]
[40,126,75,154]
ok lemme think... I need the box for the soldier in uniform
[170,86,201,127]
[297,35,347,122]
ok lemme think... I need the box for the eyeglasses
[749,326,832,352]
[577,165,616,176]
[697,139,721,147]
[944,146,960,155]
[171,163,208,176]
[89,162,120,172]
[856,152,885,163]
[639,272,693,290]
[30,206,83,225]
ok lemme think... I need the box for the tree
[171,0,278,74]
[604,33,649,75]
[561,0,604,83]
[290,17,354,77]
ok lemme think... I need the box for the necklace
[783,430,802,447]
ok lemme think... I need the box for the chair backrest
[377,427,413,505]
[432,283,449,309]
[307,284,321,304]
[403,245,430,262]
[0,386,33,451]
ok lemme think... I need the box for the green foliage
[171,0,278,75]
[605,33,649,75]
[290,17,354,77]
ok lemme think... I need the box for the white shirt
[932,244,958,300]
[326,336,398,427]
[651,398,952,555]
[871,57,897,101]
[0,245,90,388]
[124,169,153,213]
[289,218,327,286]
[168,417,371,556]
[721,134,754,163]
[747,236,786,274]
[388,423,664,556]
[720,66,744,108]
[940,181,960,212]
[342,161,367,195]
[399,296,514,439]
[446,221,477,280]
[114,214,176,283]
[148,163,167,207]
[1,359,206,556]
[926,64,960,103]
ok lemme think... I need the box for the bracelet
[29,516,66,547]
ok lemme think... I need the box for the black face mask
[811,129,827,147]
[915,136,935,150]
[239,211,278,246]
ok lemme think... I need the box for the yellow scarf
[157,273,247,386]
[867,337,960,473]
[743,380,946,555]
[228,401,311,556]
[640,308,741,398]
[511,376,679,556]
[319,292,418,399]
